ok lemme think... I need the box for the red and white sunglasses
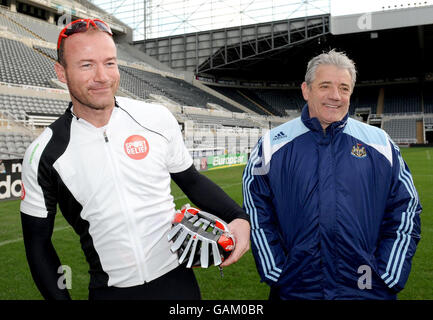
[57,18,112,49]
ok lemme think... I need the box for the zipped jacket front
[243,105,422,299]
[21,96,192,288]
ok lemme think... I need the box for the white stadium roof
[331,5,433,35]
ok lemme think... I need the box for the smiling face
[301,64,352,129]
[54,29,120,112]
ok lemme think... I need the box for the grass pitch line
[0,225,71,247]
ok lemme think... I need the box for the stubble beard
[69,89,113,111]
[64,69,119,111]
[67,76,119,111]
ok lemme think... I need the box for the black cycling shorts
[88,265,201,300]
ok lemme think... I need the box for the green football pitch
[0,147,432,300]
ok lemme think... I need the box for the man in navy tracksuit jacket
[242,50,422,299]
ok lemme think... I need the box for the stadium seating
[350,86,379,115]
[206,86,273,116]
[1,3,431,152]
[169,77,245,112]
[185,113,256,128]
[116,43,144,63]
[119,65,243,112]
[209,86,340,117]
[0,10,35,38]
[383,84,422,114]
[118,66,162,99]
[382,118,417,143]
[236,89,284,117]
[0,131,34,159]
[423,82,433,114]
[0,94,67,119]
[0,5,247,114]
[0,7,60,42]
[255,89,304,114]
[0,37,57,87]
[33,45,57,60]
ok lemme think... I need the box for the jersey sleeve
[165,110,193,173]
[21,212,71,300]
[20,128,57,218]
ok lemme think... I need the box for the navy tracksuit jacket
[242,105,421,299]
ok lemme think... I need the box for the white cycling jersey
[20,96,193,288]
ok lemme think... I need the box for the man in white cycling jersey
[20,18,250,300]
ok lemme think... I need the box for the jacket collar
[301,103,348,136]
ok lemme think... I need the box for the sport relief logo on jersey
[124,135,149,160]
[351,143,367,159]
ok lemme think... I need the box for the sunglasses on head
[57,18,113,49]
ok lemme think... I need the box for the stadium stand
[1,0,432,162]
[204,86,270,115]
[238,89,285,117]
[0,37,57,87]
[116,43,151,65]
[0,8,35,38]
[118,65,163,99]
[425,116,433,131]
[0,7,60,42]
[382,118,418,143]
[383,83,422,114]
[167,77,245,112]
[0,1,275,161]
[255,89,305,114]
[185,113,256,128]
[350,86,379,115]
[423,82,433,114]
[33,45,57,60]
[0,94,67,118]
[118,65,245,112]
[0,131,34,159]
[0,4,254,115]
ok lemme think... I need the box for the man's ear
[301,82,309,101]
[54,62,67,84]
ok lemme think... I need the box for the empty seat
[0,93,66,118]
[383,84,422,114]
[382,118,417,142]
[0,37,57,88]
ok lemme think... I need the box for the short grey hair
[304,49,357,90]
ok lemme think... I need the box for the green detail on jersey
[29,143,40,164]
